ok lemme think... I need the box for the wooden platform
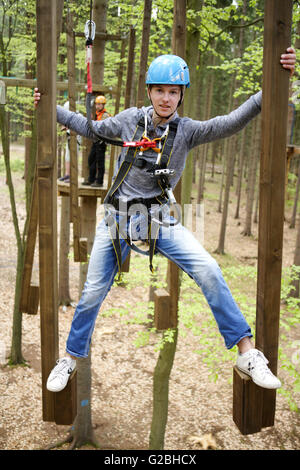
[57,180,108,198]
[287,145,300,156]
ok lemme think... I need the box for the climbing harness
[83,16,181,275]
[103,116,181,276]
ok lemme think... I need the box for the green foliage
[0,156,24,174]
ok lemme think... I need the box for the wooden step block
[79,237,88,262]
[121,251,131,273]
[154,288,173,330]
[54,369,77,425]
[27,284,39,315]
[73,238,88,263]
[232,366,263,435]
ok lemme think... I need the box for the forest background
[0,0,300,450]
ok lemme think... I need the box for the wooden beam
[75,31,126,41]
[233,0,293,434]
[36,0,59,422]
[1,77,117,95]
[57,180,107,198]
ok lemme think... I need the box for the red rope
[87,61,93,94]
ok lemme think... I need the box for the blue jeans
[66,212,252,358]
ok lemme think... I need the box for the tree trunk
[234,127,246,219]
[0,103,27,364]
[24,19,34,181]
[92,0,107,87]
[10,248,25,364]
[215,5,246,252]
[289,159,300,229]
[197,52,215,204]
[218,142,226,213]
[136,0,152,108]
[182,0,202,212]
[289,219,300,298]
[253,178,259,224]
[125,26,136,109]
[215,135,235,254]
[58,195,72,305]
[149,329,178,450]
[241,116,261,236]
[69,353,99,449]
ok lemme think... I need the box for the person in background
[83,95,110,187]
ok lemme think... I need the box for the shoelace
[248,350,273,378]
[54,358,73,384]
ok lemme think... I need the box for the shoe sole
[236,365,281,390]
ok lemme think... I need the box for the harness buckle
[153,168,175,177]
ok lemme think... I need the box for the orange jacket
[96,109,110,121]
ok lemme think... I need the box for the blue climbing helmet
[146,55,190,88]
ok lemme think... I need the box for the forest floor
[0,144,299,451]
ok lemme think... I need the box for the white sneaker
[236,348,281,389]
[46,357,76,392]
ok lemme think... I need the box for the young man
[83,95,110,187]
[34,48,296,393]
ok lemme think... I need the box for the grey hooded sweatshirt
[56,91,262,201]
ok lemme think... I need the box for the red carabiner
[123,138,157,150]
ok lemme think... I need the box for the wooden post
[36,0,59,422]
[36,0,78,425]
[154,289,172,331]
[67,10,87,263]
[167,0,186,326]
[150,0,186,451]
[153,0,186,330]
[2,77,117,95]
[233,0,293,434]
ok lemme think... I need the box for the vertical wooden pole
[36,0,58,422]
[153,0,186,329]
[233,0,293,434]
[169,0,186,324]
[256,0,293,428]
[150,0,186,450]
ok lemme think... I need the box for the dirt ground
[0,145,299,451]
